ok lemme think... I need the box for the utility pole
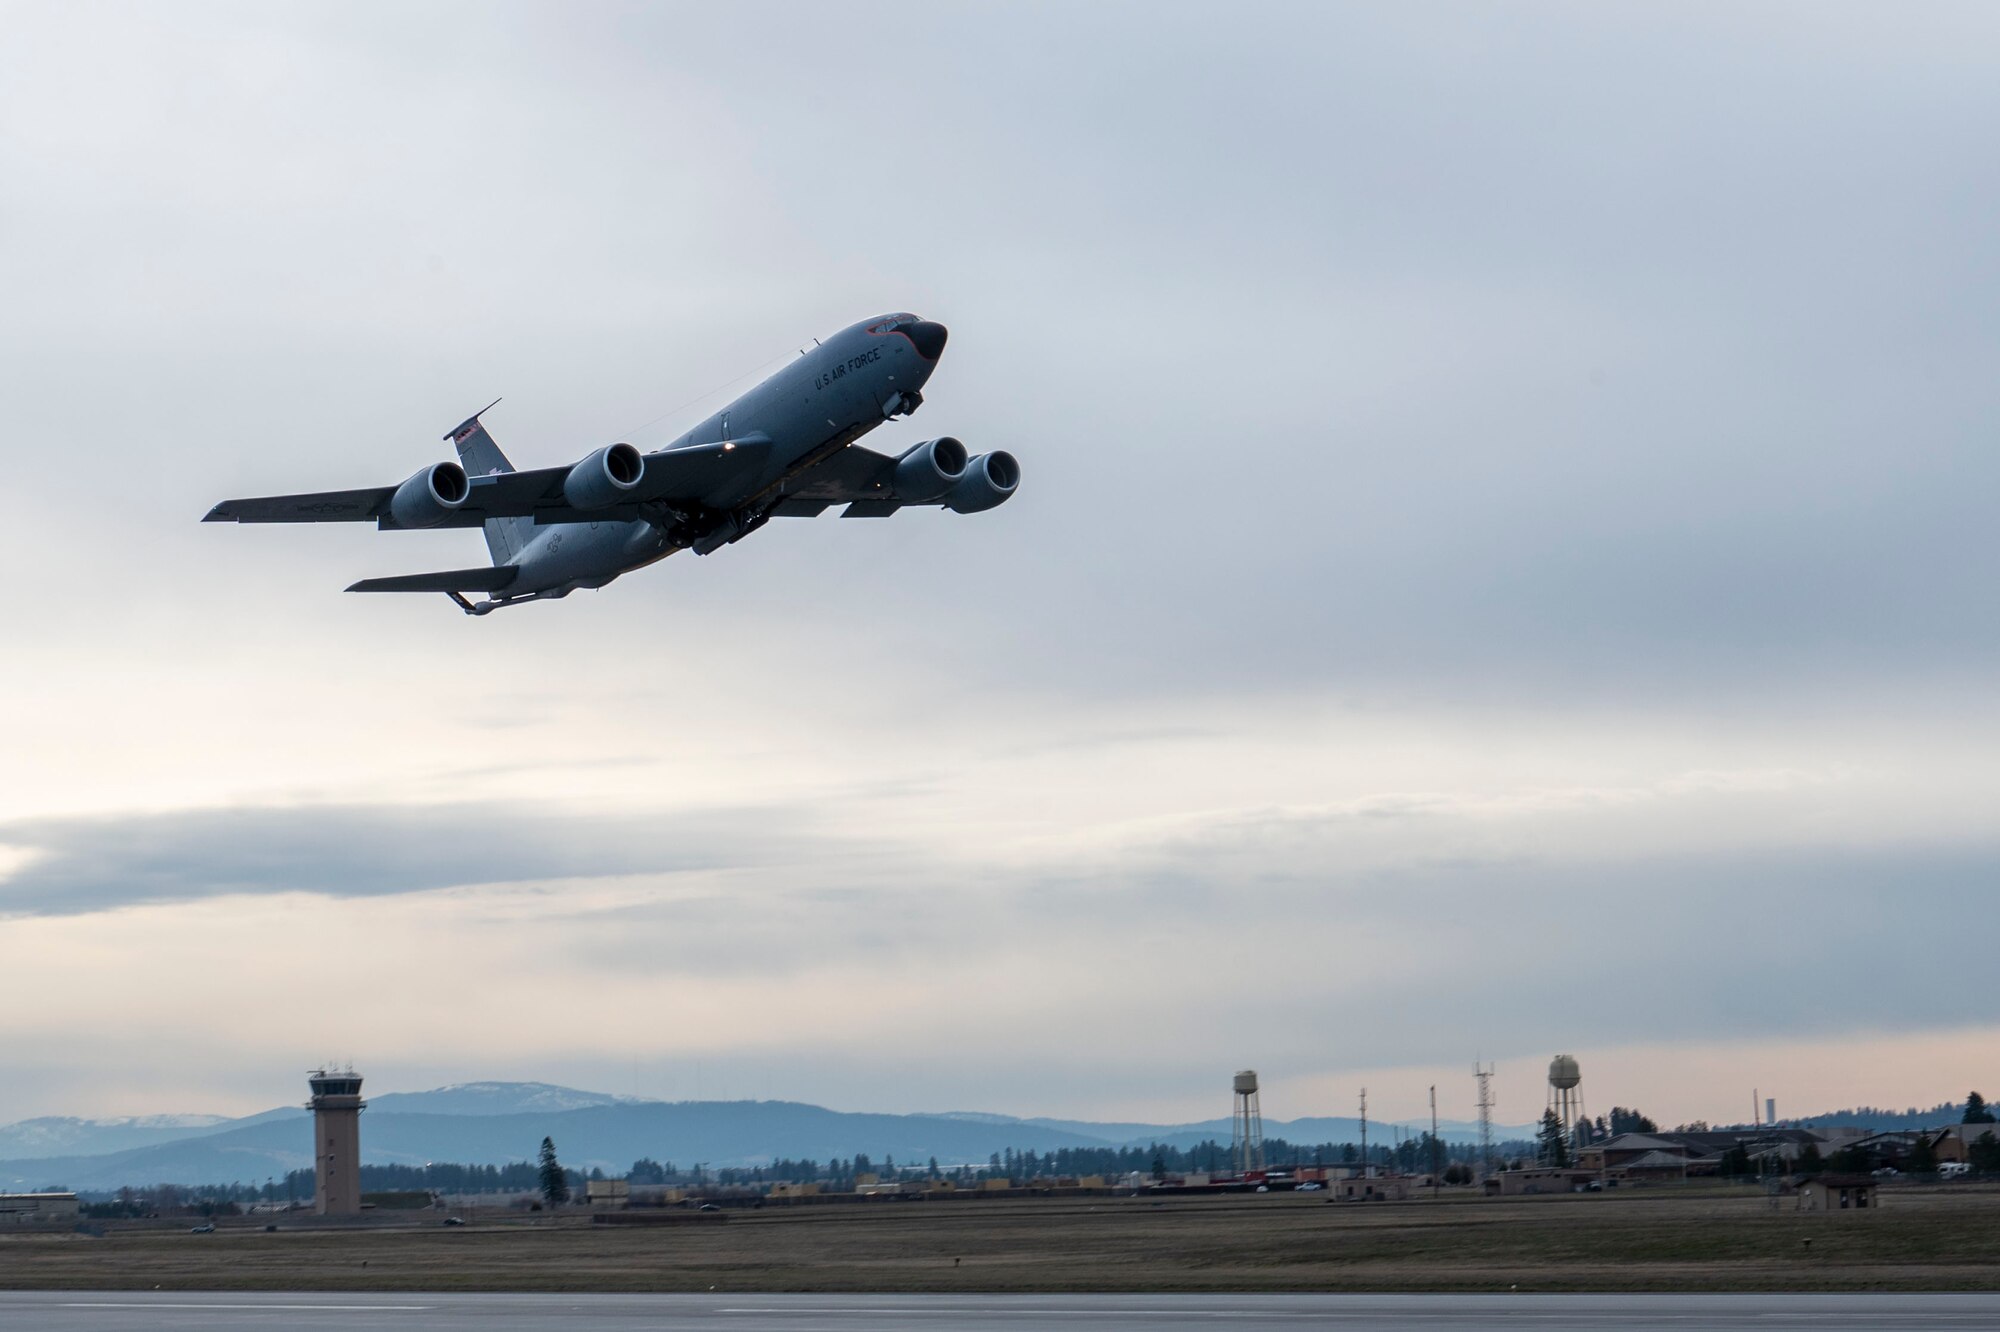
[1430,1085,1441,1198]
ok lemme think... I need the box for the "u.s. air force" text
[814,346,881,390]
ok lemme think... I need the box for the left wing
[202,487,399,524]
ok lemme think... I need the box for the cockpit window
[868,314,919,335]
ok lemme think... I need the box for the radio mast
[1473,1062,1495,1182]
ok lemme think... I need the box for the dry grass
[6,1186,2000,1292]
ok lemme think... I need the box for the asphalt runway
[7,1292,2000,1330]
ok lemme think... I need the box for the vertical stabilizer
[446,406,533,566]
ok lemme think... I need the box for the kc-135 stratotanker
[203,313,1015,614]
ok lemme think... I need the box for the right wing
[768,445,904,518]
[205,436,777,529]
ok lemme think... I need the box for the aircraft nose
[906,320,948,360]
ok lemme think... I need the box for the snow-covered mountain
[364,1082,643,1117]
[0,1114,238,1160]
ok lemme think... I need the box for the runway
[7,1292,2000,1330]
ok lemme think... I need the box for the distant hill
[0,1098,1130,1192]
[0,1082,632,1165]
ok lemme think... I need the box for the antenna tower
[1358,1087,1369,1178]
[1473,1062,1495,1181]
[1429,1085,1441,1197]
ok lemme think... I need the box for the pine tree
[538,1137,570,1205]
[1536,1110,1569,1167]
[1964,1092,1996,1124]
[1608,1107,1659,1135]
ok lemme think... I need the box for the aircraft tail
[446,404,534,565]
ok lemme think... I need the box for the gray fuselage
[505,313,941,597]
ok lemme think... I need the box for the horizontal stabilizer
[346,567,520,594]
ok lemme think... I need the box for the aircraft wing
[768,446,908,517]
[205,437,777,529]
[202,487,399,524]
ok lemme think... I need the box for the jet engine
[892,437,968,502]
[388,461,470,528]
[562,442,644,510]
[945,451,1020,513]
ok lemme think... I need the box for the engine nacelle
[562,442,644,510]
[388,461,470,528]
[945,451,1020,514]
[892,436,967,502]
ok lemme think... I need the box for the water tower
[1231,1070,1265,1173]
[1546,1054,1585,1160]
[307,1067,365,1215]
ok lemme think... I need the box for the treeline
[1762,1101,1966,1132]
[636,1135,1537,1188]
[78,1163,599,1211]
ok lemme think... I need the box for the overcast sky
[2,1,1996,1132]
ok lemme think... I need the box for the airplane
[203,312,1016,614]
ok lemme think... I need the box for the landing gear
[443,586,572,616]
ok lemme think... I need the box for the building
[1491,1168,1599,1196]
[0,1193,80,1225]
[1928,1124,2000,1164]
[307,1067,365,1216]
[585,1179,630,1208]
[1330,1175,1409,1201]
[1796,1174,1877,1212]
[768,1182,821,1200]
[1579,1129,1829,1176]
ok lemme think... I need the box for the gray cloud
[0,800,827,917]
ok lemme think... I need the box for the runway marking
[62,1296,434,1304]
[717,1311,1330,1320]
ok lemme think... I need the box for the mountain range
[0,1081,1542,1191]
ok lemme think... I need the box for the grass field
[6,1186,2000,1292]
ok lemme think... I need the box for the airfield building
[0,1192,80,1225]
[308,1067,365,1216]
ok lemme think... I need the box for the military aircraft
[203,313,1016,614]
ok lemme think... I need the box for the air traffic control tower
[307,1067,365,1215]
